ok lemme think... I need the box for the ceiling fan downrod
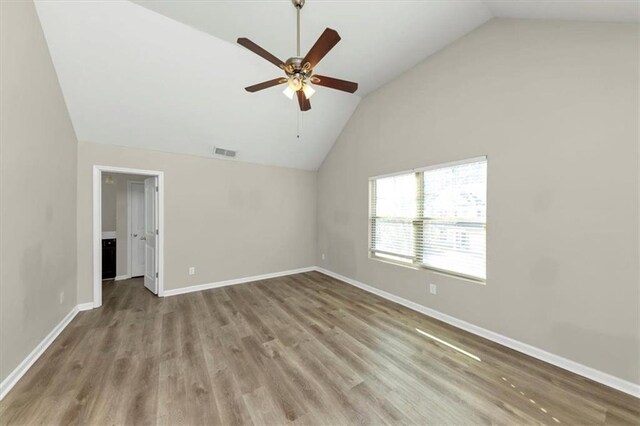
[293,0,305,56]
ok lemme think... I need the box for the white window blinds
[369,158,487,281]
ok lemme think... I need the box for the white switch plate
[189,267,195,275]
[322,253,326,260]
[429,284,437,295]
[59,291,64,304]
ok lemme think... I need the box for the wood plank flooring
[1,272,638,425]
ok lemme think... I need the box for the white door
[130,182,145,277]
[143,177,158,294]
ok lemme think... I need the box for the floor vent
[214,147,237,158]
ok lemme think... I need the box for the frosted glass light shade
[283,86,295,99]
[302,84,316,99]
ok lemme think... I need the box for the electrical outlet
[189,267,195,275]
[322,253,326,261]
[429,284,437,295]
[59,291,64,304]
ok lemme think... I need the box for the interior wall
[0,1,78,383]
[101,176,116,232]
[316,18,639,384]
[77,142,317,303]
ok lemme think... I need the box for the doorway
[93,165,164,308]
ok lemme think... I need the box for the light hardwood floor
[1,272,638,425]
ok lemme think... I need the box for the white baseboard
[114,275,131,281]
[0,306,79,400]
[314,267,640,398]
[163,266,316,297]
[77,303,95,311]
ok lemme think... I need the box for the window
[369,157,487,281]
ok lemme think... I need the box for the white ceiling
[35,1,638,170]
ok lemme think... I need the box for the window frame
[368,156,487,283]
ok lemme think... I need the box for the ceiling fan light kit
[238,0,358,112]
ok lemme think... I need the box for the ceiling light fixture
[302,83,315,100]
[238,0,358,112]
[282,86,296,100]
[288,73,303,92]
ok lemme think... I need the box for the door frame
[127,180,145,279]
[93,165,165,308]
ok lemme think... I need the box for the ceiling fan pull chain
[296,108,305,140]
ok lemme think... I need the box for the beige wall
[0,1,78,383]
[101,176,116,232]
[77,142,316,303]
[317,19,639,384]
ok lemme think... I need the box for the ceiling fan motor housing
[292,0,305,9]
[284,57,311,78]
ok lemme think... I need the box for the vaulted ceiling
[35,1,638,170]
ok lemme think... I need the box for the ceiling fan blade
[237,38,285,69]
[245,78,287,93]
[302,28,341,71]
[310,75,358,93]
[297,90,311,112]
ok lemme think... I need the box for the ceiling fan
[237,0,358,112]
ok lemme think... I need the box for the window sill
[368,253,486,285]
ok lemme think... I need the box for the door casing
[92,165,164,308]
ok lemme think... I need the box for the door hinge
[156,229,159,235]
[156,272,158,278]
[156,186,158,192]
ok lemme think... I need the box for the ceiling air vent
[214,147,237,158]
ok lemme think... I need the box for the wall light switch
[429,284,437,295]
[189,267,195,275]
[59,291,64,304]
[322,253,326,261]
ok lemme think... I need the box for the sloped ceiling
[35,1,638,170]
[486,0,639,22]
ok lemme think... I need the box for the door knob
[140,236,146,241]
[133,233,138,237]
